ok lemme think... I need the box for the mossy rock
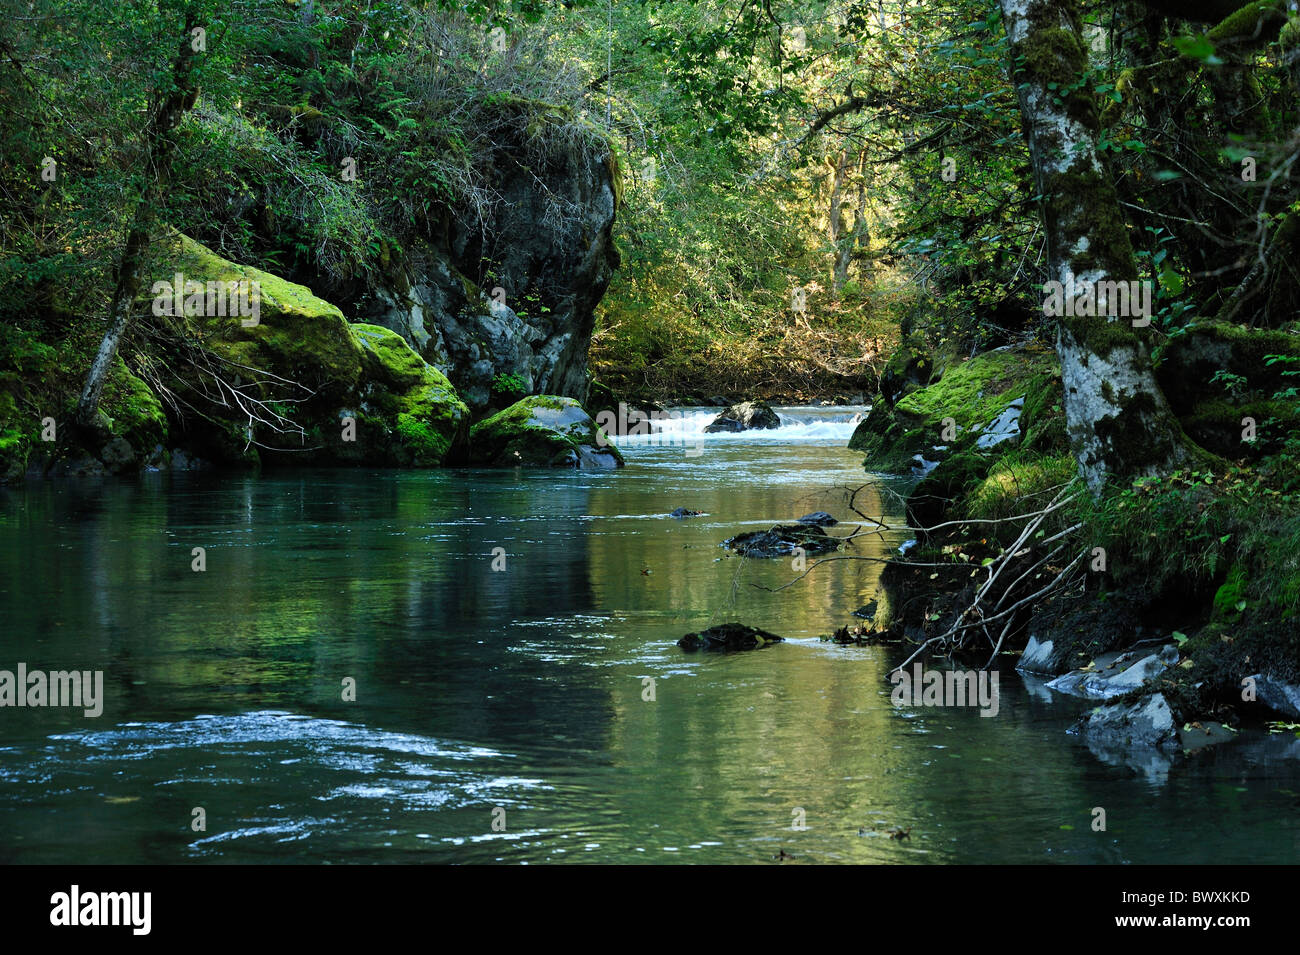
[1155,321,1300,458]
[467,395,623,468]
[907,451,993,529]
[879,338,935,408]
[100,358,168,454]
[852,343,1061,474]
[148,235,468,467]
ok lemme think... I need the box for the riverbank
[845,332,1300,749]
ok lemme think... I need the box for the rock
[678,623,785,651]
[879,339,935,408]
[1073,692,1179,749]
[724,523,840,558]
[466,395,623,468]
[1245,673,1300,718]
[147,233,470,468]
[905,451,990,529]
[797,511,838,526]
[1018,636,1067,675]
[1045,642,1177,699]
[346,113,620,413]
[848,343,1059,474]
[1156,321,1300,458]
[99,437,136,473]
[974,396,1024,449]
[703,401,781,433]
[669,507,703,518]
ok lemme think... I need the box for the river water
[1,406,1298,864]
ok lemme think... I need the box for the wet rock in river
[669,507,704,518]
[723,523,840,558]
[796,511,838,526]
[703,401,781,433]
[678,623,785,651]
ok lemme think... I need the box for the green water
[1,407,1298,864]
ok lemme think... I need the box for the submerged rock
[669,507,704,518]
[466,395,623,468]
[703,401,781,433]
[724,523,840,558]
[678,623,785,651]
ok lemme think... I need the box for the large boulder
[466,395,623,468]
[147,233,469,468]
[703,401,781,433]
[346,104,620,413]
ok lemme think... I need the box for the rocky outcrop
[703,401,780,433]
[347,109,620,414]
[40,233,471,474]
[848,342,1063,474]
[1155,320,1300,458]
[678,623,785,651]
[465,395,623,468]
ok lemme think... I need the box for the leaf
[1172,631,1188,646]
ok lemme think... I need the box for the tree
[997,0,1200,490]
[73,2,209,430]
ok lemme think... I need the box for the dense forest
[2,0,1300,864]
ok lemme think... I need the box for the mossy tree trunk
[74,10,203,430]
[999,0,1197,490]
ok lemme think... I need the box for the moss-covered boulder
[850,342,1062,474]
[150,233,468,467]
[466,395,624,468]
[1155,320,1300,458]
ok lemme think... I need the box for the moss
[468,395,622,467]
[100,358,168,451]
[894,344,1056,434]
[966,453,1077,521]
[1213,563,1249,618]
[1046,165,1136,280]
[160,232,364,385]
[1205,0,1287,44]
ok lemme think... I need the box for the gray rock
[1075,692,1179,750]
[1045,643,1176,699]
[703,401,781,433]
[1246,673,1300,718]
[975,396,1024,449]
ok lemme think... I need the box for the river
[1,406,1298,863]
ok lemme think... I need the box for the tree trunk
[998,0,1199,490]
[74,13,202,430]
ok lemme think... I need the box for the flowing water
[1,406,1298,864]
